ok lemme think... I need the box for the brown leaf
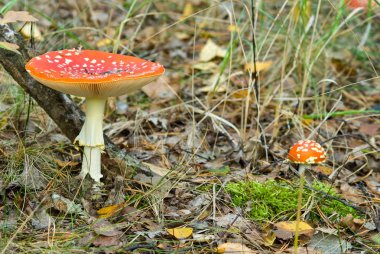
[0,11,38,24]
[313,165,333,176]
[359,123,379,136]
[340,183,365,204]
[93,235,121,247]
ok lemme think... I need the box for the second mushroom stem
[75,97,107,182]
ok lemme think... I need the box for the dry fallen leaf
[359,123,379,136]
[92,220,124,237]
[97,203,125,219]
[340,183,365,204]
[0,42,21,55]
[193,62,218,71]
[313,165,333,176]
[217,242,256,253]
[92,235,121,247]
[274,221,314,240]
[181,3,194,19]
[142,76,177,99]
[199,39,226,62]
[0,11,38,24]
[244,61,273,73]
[51,193,83,214]
[166,227,193,240]
[53,158,79,168]
[96,38,113,47]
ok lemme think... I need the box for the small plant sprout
[25,49,164,182]
[287,140,327,253]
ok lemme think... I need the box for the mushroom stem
[75,97,107,182]
[294,164,306,254]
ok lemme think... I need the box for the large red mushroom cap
[25,49,165,98]
[345,0,376,9]
[288,140,327,164]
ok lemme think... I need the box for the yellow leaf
[193,62,218,71]
[231,89,253,99]
[181,3,193,19]
[166,227,193,240]
[228,25,239,32]
[97,203,125,219]
[262,232,276,246]
[244,61,272,73]
[217,242,256,253]
[199,39,226,62]
[96,38,113,48]
[275,221,314,237]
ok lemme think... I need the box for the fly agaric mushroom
[25,49,164,182]
[288,139,326,172]
[345,0,376,9]
[288,139,326,253]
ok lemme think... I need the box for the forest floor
[0,0,379,253]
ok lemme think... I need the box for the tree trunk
[0,23,154,177]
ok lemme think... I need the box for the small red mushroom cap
[288,140,327,164]
[25,49,165,98]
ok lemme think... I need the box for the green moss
[225,180,359,222]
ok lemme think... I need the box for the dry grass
[0,0,379,253]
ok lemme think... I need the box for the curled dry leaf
[0,11,38,24]
[217,242,256,254]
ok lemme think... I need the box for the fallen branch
[0,23,154,178]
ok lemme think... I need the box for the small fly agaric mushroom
[345,0,377,9]
[288,139,326,253]
[25,49,164,182]
[288,139,326,172]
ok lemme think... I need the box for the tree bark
[0,23,154,177]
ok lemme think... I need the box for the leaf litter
[0,1,379,253]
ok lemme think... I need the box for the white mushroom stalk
[74,98,107,182]
[25,49,164,183]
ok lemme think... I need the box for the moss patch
[225,180,359,222]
